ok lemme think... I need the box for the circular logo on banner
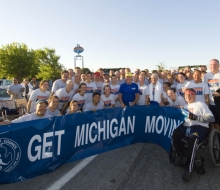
[0,138,21,173]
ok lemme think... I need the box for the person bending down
[0,100,51,125]
[84,92,103,112]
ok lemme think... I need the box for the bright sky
[1,0,220,72]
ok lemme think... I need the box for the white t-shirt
[11,112,51,123]
[7,84,23,99]
[204,71,220,105]
[176,81,190,97]
[51,79,66,93]
[118,79,125,85]
[72,93,88,110]
[186,81,209,104]
[84,81,97,103]
[84,102,103,112]
[54,88,75,110]
[158,78,163,84]
[101,94,115,108]
[95,82,104,94]
[183,101,213,128]
[73,82,79,94]
[171,83,177,88]
[110,84,120,107]
[46,107,60,117]
[29,89,50,113]
[137,84,150,105]
[144,78,149,85]
[149,82,163,103]
[168,95,187,107]
[163,91,170,104]
[174,81,179,87]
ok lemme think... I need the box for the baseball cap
[36,99,48,106]
[94,72,101,77]
[125,72,133,77]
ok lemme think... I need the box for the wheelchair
[169,128,220,175]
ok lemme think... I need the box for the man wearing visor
[118,72,139,108]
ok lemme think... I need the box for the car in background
[0,88,10,100]
[0,79,12,87]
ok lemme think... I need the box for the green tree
[36,48,65,81]
[0,43,38,82]
[155,62,166,71]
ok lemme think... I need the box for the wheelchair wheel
[209,129,220,167]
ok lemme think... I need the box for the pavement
[1,143,220,190]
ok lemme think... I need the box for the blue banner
[0,106,187,184]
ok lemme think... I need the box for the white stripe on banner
[46,155,97,190]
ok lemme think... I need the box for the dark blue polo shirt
[119,82,139,106]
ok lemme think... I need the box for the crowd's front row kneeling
[0,99,51,125]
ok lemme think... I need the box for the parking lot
[1,143,220,190]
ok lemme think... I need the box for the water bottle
[185,127,191,137]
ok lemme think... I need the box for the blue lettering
[197,91,203,95]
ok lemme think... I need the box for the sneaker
[174,157,182,166]
[182,171,192,181]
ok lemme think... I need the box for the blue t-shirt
[119,82,139,106]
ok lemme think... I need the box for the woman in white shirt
[137,74,149,105]
[101,85,115,108]
[84,72,97,103]
[72,83,88,111]
[110,75,121,107]
[176,72,190,97]
[167,88,187,107]
[27,80,50,113]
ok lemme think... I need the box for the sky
[0,0,220,72]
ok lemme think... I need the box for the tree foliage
[0,43,38,82]
[155,62,166,71]
[36,48,65,81]
[0,43,64,82]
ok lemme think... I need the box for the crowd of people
[1,59,220,181]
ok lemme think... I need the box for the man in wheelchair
[172,88,215,181]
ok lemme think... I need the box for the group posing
[3,60,220,126]
[2,59,220,181]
